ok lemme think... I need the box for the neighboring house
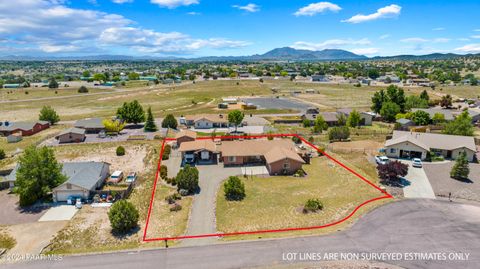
[220,139,305,175]
[396,118,415,130]
[55,128,86,143]
[175,130,197,146]
[74,118,105,134]
[0,121,50,137]
[412,108,480,123]
[7,133,22,143]
[5,161,110,201]
[377,75,401,83]
[385,131,477,161]
[52,162,110,202]
[311,75,329,82]
[185,114,237,129]
[337,108,374,126]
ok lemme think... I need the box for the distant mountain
[372,53,479,61]
[258,47,367,60]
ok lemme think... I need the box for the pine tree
[450,152,470,180]
[144,107,157,132]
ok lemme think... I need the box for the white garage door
[55,190,84,202]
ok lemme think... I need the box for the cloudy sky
[1,0,479,57]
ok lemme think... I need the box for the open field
[0,87,116,101]
[216,156,383,237]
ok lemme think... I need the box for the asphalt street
[3,199,479,269]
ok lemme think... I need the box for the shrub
[178,189,189,196]
[0,149,5,160]
[39,105,60,125]
[303,199,323,213]
[160,165,168,179]
[78,86,89,93]
[170,203,182,212]
[162,144,171,160]
[108,200,139,234]
[328,126,350,141]
[377,161,408,184]
[116,146,125,156]
[165,193,181,204]
[176,165,199,194]
[450,152,470,180]
[294,169,306,177]
[224,176,246,201]
[291,136,301,144]
[161,114,178,129]
[302,119,311,127]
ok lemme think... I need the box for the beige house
[55,128,86,143]
[385,131,477,161]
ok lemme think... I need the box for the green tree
[386,85,406,112]
[0,148,5,160]
[82,70,91,77]
[443,111,474,136]
[302,119,311,128]
[128,72,140,80]
[176,164,199,194]
[103,119,125,133]
[420,90,430,101]
[405,95,429,110]
[116,100,145,125]
[108,200,139,234]
[116,146,125,156]
[440,94,453,108]
[78,86,88,93]
[411,110,431,125]
[39,105,60,125]
[380,102,401,122]
[450,152,470,180]
[48,78,58,89]
[161,114,178,129]
[328,126,350,141]
[227,110,244,133]
[144,107,158,132]
[371,89,386,113]
[224,176,246,201]
[432,113,446,124]
[336,113,347,126]
[93,73,107,83]
[14,146,67,206]
[313,115,328,133]
[346,110,361,128]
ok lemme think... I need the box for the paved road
[181,164,242,246]
[401,161,436,199]
[4,199,479,269]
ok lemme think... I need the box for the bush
[303,199,323,213]
[170,203,182,212]
[160,165,168,179]
[0,149,5,160]
[291,136,301,144]
[116,146,125,156]
[165,193,181,204]
[178,189,189,196]
[78,86,89,93]
[294,169,306,177]
[162,144,171,160]
[161,114,178,129]
[39,105,60,125]
[377,161,408,184]
[224,176,246,201]
[328,126,350,141]
[108,200,139,234]
[176,165,199,194]
[450,152,469,180]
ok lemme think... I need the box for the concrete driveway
[6,199,480,269]
[38,205,78,222]
[182,164,242,246]
[401,160,436,199]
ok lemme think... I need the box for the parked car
[375,156,390,165]
[108,170,124,184]
[67,195,83,205]
[75,198,83,209]
[412,158,423,168]
[125,172,137,183]
[98,130,106,138]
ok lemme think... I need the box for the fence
[91,182,135,201]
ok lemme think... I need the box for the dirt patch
[0,190,48,225]
[330,140,383,152]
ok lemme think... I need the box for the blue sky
[1,0,480,57]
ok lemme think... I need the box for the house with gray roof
[74,118,105,133]
[55,127,86,143]
[385,131,477,161]
[0,120,50,136]
[412,108,480,123]
[6,162,110,202]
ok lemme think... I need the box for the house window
[228,156,236,162]
[390,148,396,154]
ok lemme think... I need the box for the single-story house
[74,118,105,134]
[0,121,50,137]
[412,108,480,124]
[337,108,374,126]
[175,130,197,146]
[301,109,339,126]
[185,114,238,129]
[55,128,86,143]
[6,162,110,201]
[220,139,305,175]
[385,131,477,161]
[311,75,329,82]
[178,140,219,164]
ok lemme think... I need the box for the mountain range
[0,47,478,61]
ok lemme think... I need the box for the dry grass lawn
[216,156,383,235]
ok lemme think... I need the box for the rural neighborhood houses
[74,118,105,133]
[0,120,50,136]
[385,131,477,161]
[55,127,86,143]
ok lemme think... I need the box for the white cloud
[458,38,471,41]
[350,47,379,55]
[400,37,429,43]
[291,38,371,50]
[379,34,390,40]
[455,44,480,53]
[294,2,341,17]
[342,4,401,23]
[470,35,480,39]
[112,0,134,3]
[433,38,450,43]
[432,27,445,31]
[187,11,201,15]
[232,3,260,13]
[474,29,480,32]
[150,0,199,9]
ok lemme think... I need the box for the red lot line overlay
[143,134,393,242]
